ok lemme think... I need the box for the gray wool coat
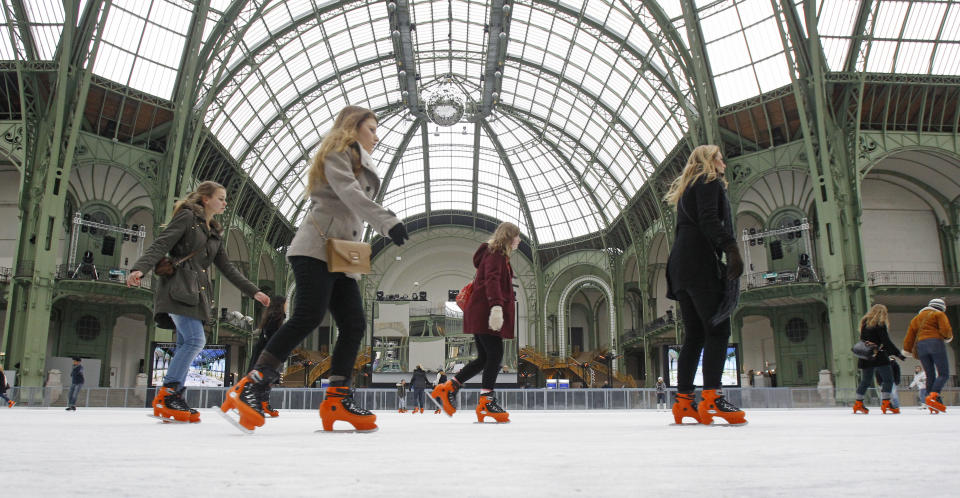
[132,202,261,328]
[286,143,401,280]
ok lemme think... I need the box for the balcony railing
[54,264,152,290]
[741,269,822,290]
[867,271,960,287]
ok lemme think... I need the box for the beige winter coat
[286,143,400,280]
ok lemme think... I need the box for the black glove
[388,223,409,246]
[721,242,744,280]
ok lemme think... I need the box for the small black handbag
[851,340,877,360]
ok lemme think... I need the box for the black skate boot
[430,379,461,416]
[476,391,510,423]
[219,368,277,433]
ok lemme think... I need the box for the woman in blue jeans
[128,181,269,423]
[852,304,904,414]
[903,298,953,413]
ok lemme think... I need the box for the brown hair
[860,303,890,329]
[306,106,377,195]
[663,144,727,206]
[172,180,225,232]
[487,222,521,257]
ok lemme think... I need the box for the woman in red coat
[432,222,518,423]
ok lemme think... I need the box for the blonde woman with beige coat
[222,106,408,433]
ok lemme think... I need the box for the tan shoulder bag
[310,216,371,274]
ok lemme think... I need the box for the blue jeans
[165,314,206,388]
[917,338,950,393]
[856,365,893,398]
[68,383,83,406]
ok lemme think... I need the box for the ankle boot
[881,399,899,414]
[152,384,196,422]
[925,392,946,413]
[672,392,702,424]
[319,386,377,432]
[698,389,746,425]
[219,369,276,432]
[476,392,510,423]
[431,379,461,417]
[852,400,869,414]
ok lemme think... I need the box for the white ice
[2,407,958,497]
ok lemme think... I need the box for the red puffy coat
[463,243,515,338]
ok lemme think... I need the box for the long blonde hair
[487,222,521,257]
[860,304,890,329]
[663,144,727,206]
[172,180,224,232]
[306,106,376,196]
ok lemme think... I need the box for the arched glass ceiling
[201,0,692,244]
[697,0,797,106]
[818,0,960,74]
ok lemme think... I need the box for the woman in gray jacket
[223,106,408,433]
[127,181,269,423]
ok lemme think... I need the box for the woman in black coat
[408,365,428,413]
[853,304,905,414]
[664,144,745,425]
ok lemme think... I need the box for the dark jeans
[675,290,730,393]
[413,389,424,408]
[656,392,666,404]
[261,256,366,378]
[917,338,950,393]
[856,364,893,398]
[454,334,504,390]
[68,383,83,406]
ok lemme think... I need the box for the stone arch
[557,275,617,372]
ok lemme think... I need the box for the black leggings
[856,364,894,398]
[675,289,730,393]
[454,334,504,390]
[260,256,366,378]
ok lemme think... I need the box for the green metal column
[3,1,109,387]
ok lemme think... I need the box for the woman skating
[128,181,269,423]
[431,222,519,423]
[220,106,408,433]
[663,145,745,425]
[852,304,904,414]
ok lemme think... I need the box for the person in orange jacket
[902,298,953,413]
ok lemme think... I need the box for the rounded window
[785,317,809,343]
[76,315,101,341]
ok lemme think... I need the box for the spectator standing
[908,365,927,409]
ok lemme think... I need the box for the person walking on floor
[852,304,905,414]
[221,105,408,433]
[903,298,953,413]
[908,365,927,409]
[247,296,287,418]
[663,145,745,425]
[127,180,270,423]
[66,357,84,411]
[431,221,519,424]
[655,377,667,411]
[1,366,14,407]
[408,365,428,414]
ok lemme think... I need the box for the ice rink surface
[3,407,958,497]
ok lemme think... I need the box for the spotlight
[377,290,384,301]
[448,290,458,301]
[419,291,427,301]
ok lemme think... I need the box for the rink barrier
[3,386,956,410]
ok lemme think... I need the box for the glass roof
[6,0,960,245]
[201,0,692,244]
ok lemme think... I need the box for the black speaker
[101,235,116,255]
[122,225,130,241]
[131,224,139,243]
[448,290,458,301]
[770,240,783,260]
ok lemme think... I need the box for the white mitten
[488,306,504,331]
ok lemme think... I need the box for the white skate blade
[215,406,256,434]
[146,414,191,424]
[668,422,703,426]
[428,395,444,410]
[315,427,379,434]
